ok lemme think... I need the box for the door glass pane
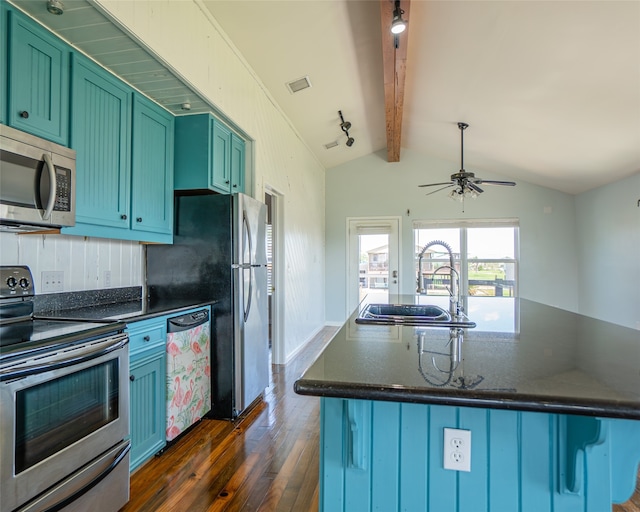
[359,234,389,305]
[15,359,119,474]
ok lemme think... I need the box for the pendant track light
[338,110,355,147]
[391,0,406,34]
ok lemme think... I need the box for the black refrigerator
[146,192,269,419]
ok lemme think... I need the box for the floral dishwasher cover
[166,315,211,441]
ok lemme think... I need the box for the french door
[347,217,400,316]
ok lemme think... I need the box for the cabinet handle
[225,180,230,184]
[120,214,127,220]
[143,335,150,342]
[136,217,142,223]
[19,111,29,119]
[129,375,135,381]
[233,184,237,188]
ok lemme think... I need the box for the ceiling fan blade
[424,184,454,196]
[468,182,484,194]
[418,182,454,188]
[477,179,516,186]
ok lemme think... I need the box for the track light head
[338,110,355,148]
[391,0,406,34]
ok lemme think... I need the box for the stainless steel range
[0,266,130,512]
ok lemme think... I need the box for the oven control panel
[0,266,34,297]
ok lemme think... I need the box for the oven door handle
[41,440,131,512]
[0,334,128,382]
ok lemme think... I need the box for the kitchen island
[294,296,640,511]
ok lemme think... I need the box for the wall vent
[286,76,312,94]
[324,141,339,149]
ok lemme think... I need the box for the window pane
[415,228,460,255]
[467,227,514,259]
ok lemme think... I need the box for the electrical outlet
[443,427,471,472]
[41,271,64,293]
[104,270,111,287]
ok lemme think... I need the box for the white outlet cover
[443,427,471,472]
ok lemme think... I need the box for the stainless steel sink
[355,303,476,328]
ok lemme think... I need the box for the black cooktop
[0,317,126,364]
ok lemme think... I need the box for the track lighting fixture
[391,0,406,34]
[338,110,355,147]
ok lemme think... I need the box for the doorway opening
[265,188,284,364]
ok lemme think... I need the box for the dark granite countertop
[35,287,215,323]
[295,295,640,420]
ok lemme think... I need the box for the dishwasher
[166,308,211,442]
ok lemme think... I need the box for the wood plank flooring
[122,325,640,512]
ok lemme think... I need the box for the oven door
[0,333,129,511]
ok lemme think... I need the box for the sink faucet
[417,240,460,316]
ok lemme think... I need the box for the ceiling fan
[418,122,516,200]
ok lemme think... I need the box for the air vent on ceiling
[324,141,339,149]
[286,76,312,94]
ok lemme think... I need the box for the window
[414,220,518,297]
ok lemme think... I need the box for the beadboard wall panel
[0,232,142,293]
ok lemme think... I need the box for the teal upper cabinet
[210,118,232,192]
[131,93,174,237]
[7,8,70,145]
[0,2,8,125]
[174,113,245,194]
[66,54,132,231]
[230,133,245,193]
[63,55,173,243]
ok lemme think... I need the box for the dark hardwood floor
[122,326,337,512]
[122,325,640,512]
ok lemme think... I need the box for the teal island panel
[320,397,640,512]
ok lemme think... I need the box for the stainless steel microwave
[0,125,75,232]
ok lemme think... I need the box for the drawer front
[127,319,166,356]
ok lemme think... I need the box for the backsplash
[0,232,143,294]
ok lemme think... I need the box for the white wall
[575,172,639,330]
[325,148,580,323]
[0,232,142,292]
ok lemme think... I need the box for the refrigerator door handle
[243,212,253,322]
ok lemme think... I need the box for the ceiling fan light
[464,187,478,199]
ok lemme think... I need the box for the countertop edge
[294,379,640,420]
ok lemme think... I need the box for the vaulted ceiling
[10,0,640,195]
[204,0,640,195]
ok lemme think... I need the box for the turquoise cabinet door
[131,94,174,236]
[128,316,167,472]
[129,351,166,472]
[174,114,211,190]
[210,118,231,192]
[0,2,8,125]
[8,9,70,145]
[68,55,131,229]
[230,133,245,193]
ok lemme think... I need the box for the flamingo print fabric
[166,321,211,441]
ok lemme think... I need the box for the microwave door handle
[42,153,57,221]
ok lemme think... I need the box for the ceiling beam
[380,0,410,163]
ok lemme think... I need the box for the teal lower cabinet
[320,398,640,512]
[128,316,167,472]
